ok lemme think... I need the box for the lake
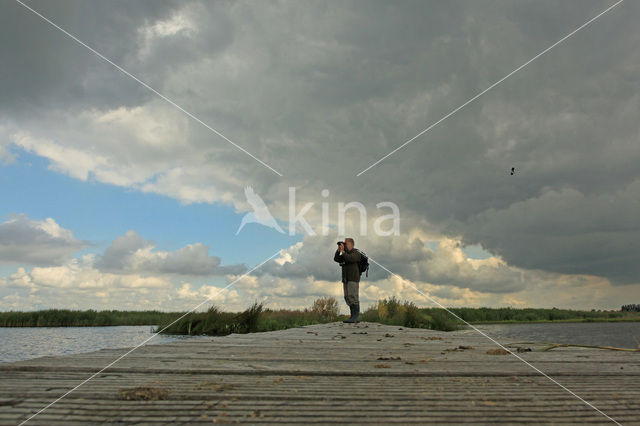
[460,321,640,349]
[0,325,207,363]
[1,321,639,363]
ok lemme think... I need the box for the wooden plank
[1,321,638,424]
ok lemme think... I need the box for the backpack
[356,249,369,277]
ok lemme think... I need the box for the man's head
[345,237,354,251]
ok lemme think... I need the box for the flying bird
[235,186,285,235]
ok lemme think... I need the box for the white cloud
[95,230,246,276]
[141,11,196,40]
[176,282,243,308]
[242,226,632,311]
[1,229,635,313]
[24,254,173,290]
[0,254,189,311]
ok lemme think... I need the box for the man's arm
[333,249,344,263]
[342,249,361,264]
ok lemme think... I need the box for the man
[333,237,361,323]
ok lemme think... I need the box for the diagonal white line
[368,256,621,425]
[357,0,624,176]
[18,249,283,426]
[14,0,283,177]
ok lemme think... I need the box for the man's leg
[343,281,350,307]
[343,281,359,323]
[342,281,354,321]
[351,281,360,322]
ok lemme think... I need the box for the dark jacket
[334,248,362,283]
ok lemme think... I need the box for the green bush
[361,297,464,331]
[311,297,339,321]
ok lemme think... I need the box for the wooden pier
[1,321,639,424]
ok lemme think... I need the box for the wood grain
[1,322,638,424]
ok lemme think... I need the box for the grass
[0,309,183,327]
[361,297,640,330]
[446,305,640,323]
[360,297,464,331]
[156,298,340,335]
[2,297,639,335]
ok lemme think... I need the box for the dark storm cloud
[0,0,233,114]
[1,0,162,113]
[348,0,640,284]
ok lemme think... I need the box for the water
[458,322,640,349]
[0,325,207,363]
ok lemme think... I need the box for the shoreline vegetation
[1,297,639,333]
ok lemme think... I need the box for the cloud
[27,255,172,290]
[0,251,245,311]
[253,229,612,298]
[232,238,634,313]
[2,0,640,305]
[0,222,251,311]
[459,182,640,284]
[0,213,89,266]
[176,282,243,308]
[1,225,635,313]
[95,230,246,276]
[0,256,177,311]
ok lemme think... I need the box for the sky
[1,0,638,314]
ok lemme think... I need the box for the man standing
[334,237,361,323]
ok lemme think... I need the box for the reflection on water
[0,325,206,363]
[459,321,640,349]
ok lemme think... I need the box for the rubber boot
[352,303,360,323]
[343,304,355,323]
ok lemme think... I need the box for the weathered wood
[0,321,638,424]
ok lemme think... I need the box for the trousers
[343,280,359,306]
